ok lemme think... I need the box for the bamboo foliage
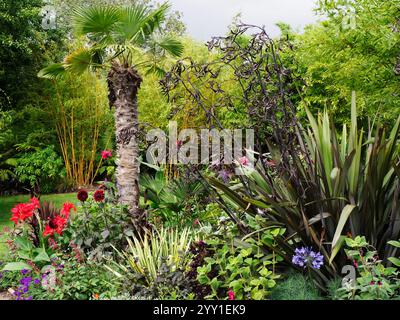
[49,72,113,187]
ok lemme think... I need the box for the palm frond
[37,63,66,80]
[141,2,170,37]
[63,48,96,74]
[72,6,120,37]
[145,63,167,77]
[115,5,149,43]
[149,35,184,57]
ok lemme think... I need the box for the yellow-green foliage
[292,0,400,124]
[161,37,249,131]
[139,37,214,130]
[107,227,197,286]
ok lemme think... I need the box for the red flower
[228,289,235,300]
[60,202,76,219]
[10,197,40,225]
[43,215,67,237]
[101,150,112,160]
[43,223,55,237]
[93,189,105,202]
[77,189,89,202]
[29,197,40,209]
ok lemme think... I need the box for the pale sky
[169,0,320,41]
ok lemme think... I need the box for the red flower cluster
[93,189,105,202]
[60,202,76,219]
[43,202,75,237]
[101,150,112,160]
[10,197,40,225]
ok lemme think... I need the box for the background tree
[288,0,400,125]
[39,3,183,218]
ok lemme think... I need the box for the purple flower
[57,264,64,270]
[34,279,40,285]
[292,247,324,270]
[21,269,30,275]
[20,276,32,286]
[218,169,232,183]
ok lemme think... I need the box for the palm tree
[38,3,183,217]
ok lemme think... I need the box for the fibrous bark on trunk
[107,61,142,216]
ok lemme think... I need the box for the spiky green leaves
[38,2,183,79]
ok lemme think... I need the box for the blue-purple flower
[21,269,30,275]
[292,247,324,269]
[218,169,232,183]
[14,276,39,300]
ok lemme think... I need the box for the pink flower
[176,140,183,150]
[238,156,249,166]
[353,260,359,268]
[101,150,112,160]
[228,289,235,300]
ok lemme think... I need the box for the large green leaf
[388,257,400,267]
[33,248,51,262]
[1,262,32,271]
[332,204,357,249]
[149,35,184,57]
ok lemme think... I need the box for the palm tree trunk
[107,62,142,216]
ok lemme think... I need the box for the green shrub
[14,145,65,194]
[140,166,210,228]
[68,185,134,262]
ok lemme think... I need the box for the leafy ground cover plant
[334,236,400,300]
[195,218,283,300]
